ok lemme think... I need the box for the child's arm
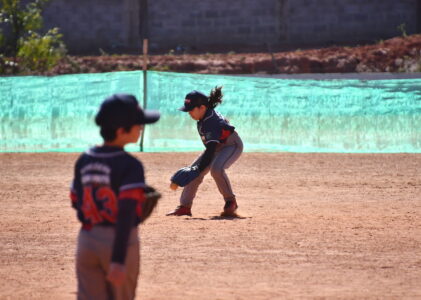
[69,186,78,209]
[107,198,137,286]
[196,141,217,171]
[170,142,218,189]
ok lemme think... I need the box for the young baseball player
[167,86,243,216]
[70,94,160,300]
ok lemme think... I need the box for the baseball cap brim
[141,109,161,124]
[178,105,192,112]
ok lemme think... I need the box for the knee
[210,166,223,179]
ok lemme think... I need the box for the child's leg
[179,160,210,207]
[210,134,243,201]
[179,170,208,207]
[109,229,140,300]
[76,228,110,300]
[77,227,140,300]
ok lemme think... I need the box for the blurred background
[1,0,421,75]
[0,0,420,154]
[40,0,420,55]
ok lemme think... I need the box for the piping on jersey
[120,182,147,192]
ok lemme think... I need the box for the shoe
[166,205,192,216]
[221,200,238,216]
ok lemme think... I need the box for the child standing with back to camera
[70,94,160,300]
[167,86,243,217]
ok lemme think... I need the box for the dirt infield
[0,152,420,299]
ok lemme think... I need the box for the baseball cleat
[166,205,192,216]
[221,200,238,216]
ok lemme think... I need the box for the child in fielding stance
[70,94,160,299]
[167,86,243,216]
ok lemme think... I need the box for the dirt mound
[49,34,421,75]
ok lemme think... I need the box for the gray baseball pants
[180,131,243,207]
[76,226,140,300]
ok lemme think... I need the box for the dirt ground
[0,152,420,300]
[40,34,421,75]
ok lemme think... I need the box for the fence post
[139,0,148,152]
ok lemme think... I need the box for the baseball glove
[139,186,161,223]
[170,166,200,187]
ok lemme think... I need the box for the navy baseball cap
[179,90,209,112]
[95,94,160,128]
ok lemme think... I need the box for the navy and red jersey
[70,145,146,229]
[197,109,235,145]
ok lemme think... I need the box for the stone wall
[41,0,419,54]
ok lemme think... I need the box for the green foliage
[0,0,66,74]
[18,28,66,73]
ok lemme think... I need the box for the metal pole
[139,0,148,152]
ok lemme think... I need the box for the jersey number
[81,186,117,224]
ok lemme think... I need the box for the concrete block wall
[42,0,140,54]
[283,0,418,45]
[147,0,281,52]
[40,0,419,54]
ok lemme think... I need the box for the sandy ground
[0,152,420,300]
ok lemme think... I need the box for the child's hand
[107,263,126,286]
[170,182,179,190]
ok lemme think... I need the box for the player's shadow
[210,214,249,220]
[188,214,249,221]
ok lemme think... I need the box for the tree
[0,0,66,74]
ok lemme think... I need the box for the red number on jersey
[96,186,117,223]
[81,186,103,224]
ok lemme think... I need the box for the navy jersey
[70,145,146,230]
[197,109,235,145]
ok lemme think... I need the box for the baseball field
[0,152,420,299]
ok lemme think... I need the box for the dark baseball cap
[179,90,209,112]
[95,94,160,128]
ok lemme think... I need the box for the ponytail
[208,86,223,109]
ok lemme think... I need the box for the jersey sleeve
[196,141,217,171]
[112,157,146,264]
[118,158,147,217]
[70,156,83,209]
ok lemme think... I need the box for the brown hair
[208,86,223,109]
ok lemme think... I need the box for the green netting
[0,71,420,153]
[0,71,143,152]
